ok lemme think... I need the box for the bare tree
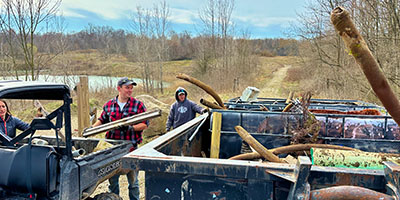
[34,14,69,79]
[199,0,217,58]
[293,0,400,101]
[129,6,156,93]
[52,14,69,55]
[127,2,171,94]
[197,0,258,91]
[356,0,400,90]
[292,0,368,99]
[0,0,61,80]
[153,0,170,94]
[217,0,234,71]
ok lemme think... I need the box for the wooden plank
[90,107,97,125]
[210,112,222,158]
[77,76,90,136]
[235,126,283,163]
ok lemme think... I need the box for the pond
[1,75,168,92]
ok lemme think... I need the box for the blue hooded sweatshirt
[0,114,30,138]
[166,87,204,130]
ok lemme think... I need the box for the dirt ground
[90,171,145,200]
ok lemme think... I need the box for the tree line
[0,0,297,95]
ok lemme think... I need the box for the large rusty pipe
[229,152,260,160]
[310,186,395,200]
[229,143,360,160]
[331,7,400,126]
[200,98,224,109]
[177,73,226,109]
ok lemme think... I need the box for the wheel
[93,192,122,200]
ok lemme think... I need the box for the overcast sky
[59,0,308,38]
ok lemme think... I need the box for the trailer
[226,97,387,113]
[122,102,400,199]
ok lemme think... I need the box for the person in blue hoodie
[166,87,206,131]
[0,99,30,138]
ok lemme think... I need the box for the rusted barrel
[310,186,394,200]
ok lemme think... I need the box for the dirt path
[258,65,291,97]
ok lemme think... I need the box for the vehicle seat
[0,144,59,195]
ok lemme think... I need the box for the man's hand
[116,125,125,130]
[201,108,209,114]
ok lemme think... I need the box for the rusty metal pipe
[200,98,224,109]
[229,144,360,160]
[72,148,86,157]
[177,73,226,109]
[82,109,162,137]
[310,186,394,200]
[331,7,400,126]
[229,152,260,160]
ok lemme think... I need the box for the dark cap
[118,77,137,87]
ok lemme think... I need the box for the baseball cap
[118,77,137,87]
[177,89,185,95]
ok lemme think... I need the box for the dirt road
[258,65,291,97]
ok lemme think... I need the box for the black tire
[93,192,123,200]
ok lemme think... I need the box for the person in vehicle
[0,99,30,138]
[93,77,148,200]
[166,87,206,132]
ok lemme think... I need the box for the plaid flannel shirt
[99,96,148,145]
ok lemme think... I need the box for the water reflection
[1,75,168,92]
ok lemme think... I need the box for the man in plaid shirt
[93,77,148,200]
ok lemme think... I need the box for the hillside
[48,51,302,100]
[7,51,306,137]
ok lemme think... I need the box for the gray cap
[118,77,137,87]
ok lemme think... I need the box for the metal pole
[82,109,162,137]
